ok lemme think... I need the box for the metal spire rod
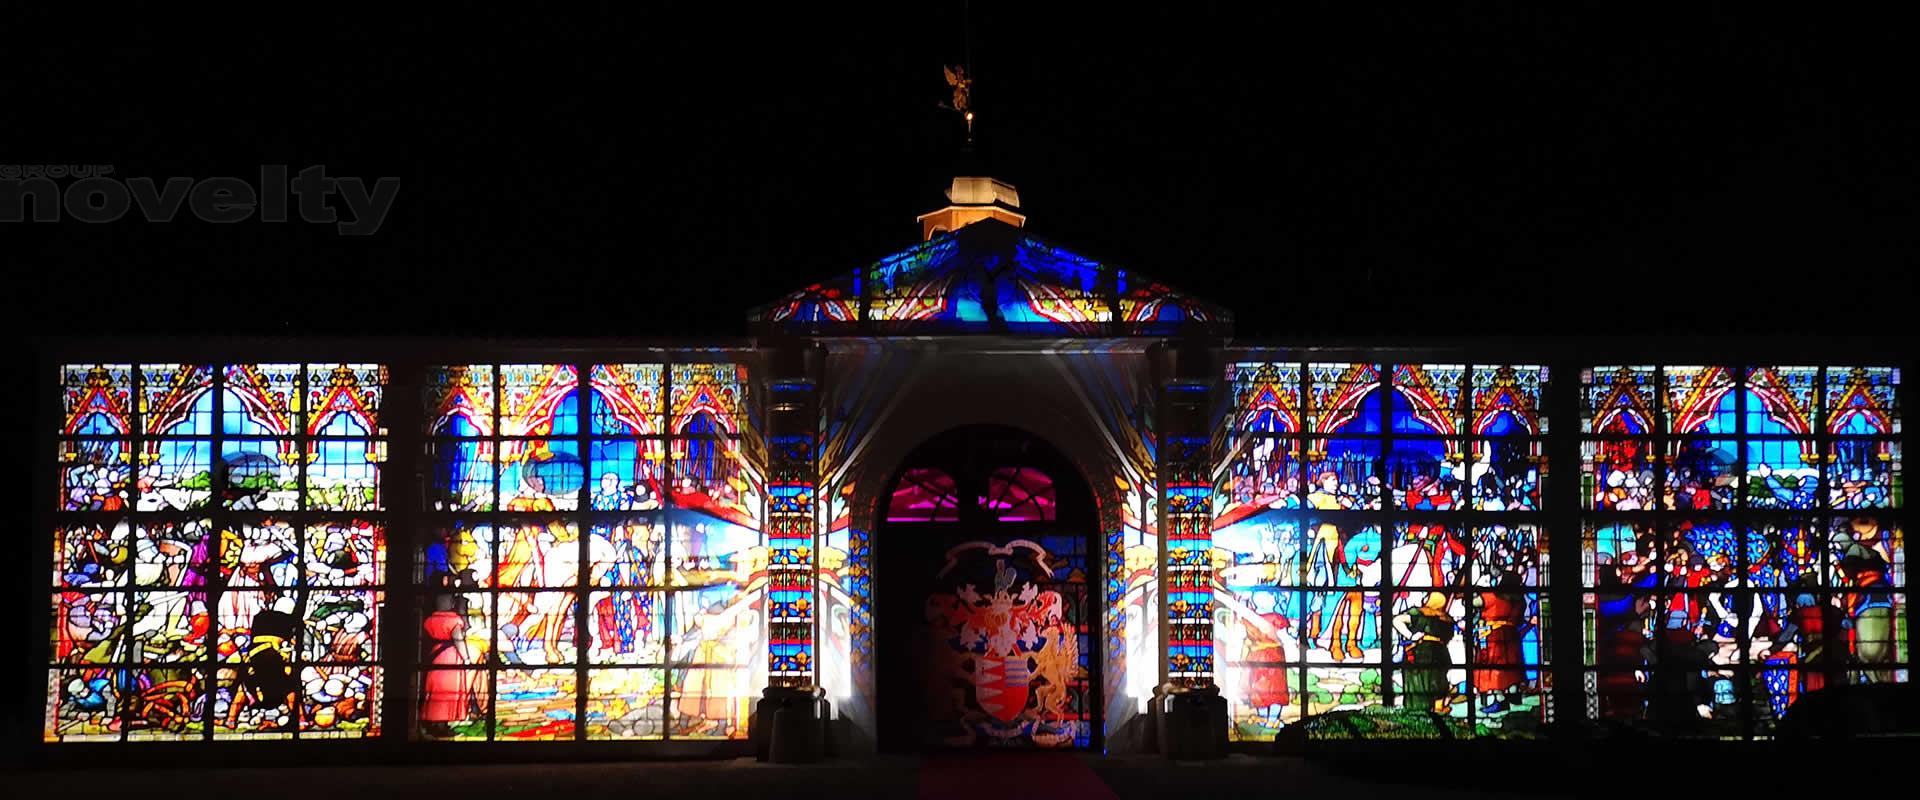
[963,0,974,144]
[942,1,976,146]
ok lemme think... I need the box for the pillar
[1156,340,1223,687]
[763,341,823,688]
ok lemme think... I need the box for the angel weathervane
[941,64,974,141]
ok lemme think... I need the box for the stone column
[1156,340,1222,689]
[763,341,823,688]
[753,340,829,761]
[1153,339,1227,758]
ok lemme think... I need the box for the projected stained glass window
[1214,362,1551,742]
[981,467,1057,522]
[888,468,960,522]
[418,361,763,741]
[1580,365,1905,738]
[749,224,1230,337]
[49,363,389,742]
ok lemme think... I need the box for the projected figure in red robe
[420,594,480,736]
[1473,574,1527,713]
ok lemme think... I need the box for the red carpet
[917,752,1118,800]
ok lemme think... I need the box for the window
[1213,362,1551,741]
[887,467,960,522]
[49,363,388,741]
[417,362,764,741]
[980,467,1057,522]
[1580,365,1904,738]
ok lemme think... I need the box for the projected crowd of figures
[1580,366,1906,737]
[43,357,1906,747]
[50,364,388,741]
[418,363,765,741]
[1211,363,1551,741]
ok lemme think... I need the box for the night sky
[12,6,1919,340]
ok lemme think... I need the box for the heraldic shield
[920,537,1092,748]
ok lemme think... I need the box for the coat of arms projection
[418,362,765,742]
[883,449,1094,751]
[49,363,388,742]
[922,533,1092,749]
[1581,365,1905,739]
[1211,362,1552,742]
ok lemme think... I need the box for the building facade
[34,179,1910,758]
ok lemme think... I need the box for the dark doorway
[874,425,1102,752]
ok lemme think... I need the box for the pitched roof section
[748,219,1232,337]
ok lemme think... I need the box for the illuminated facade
[36,178,1909,757]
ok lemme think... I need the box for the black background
[10,5,1917,340]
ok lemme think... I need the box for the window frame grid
[1215,362,1551,740]
[415,359,756,743]
[49,363,389,743]
[1576,364,1907,740]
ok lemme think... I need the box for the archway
[873,425,1102,751]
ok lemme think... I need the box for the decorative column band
[1164,430,1216,686]
[765,378,818,687]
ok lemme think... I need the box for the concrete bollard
[1159,684,1228,760]
[753,686,817,762]
[768,704,824,764]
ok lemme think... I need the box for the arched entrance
[874,425,1102,751]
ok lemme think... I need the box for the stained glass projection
[59,365,133,512]
[219,364,301,511]
[1213,362,1551,742]
[49,363,389,743]
[425,365,496,511]
[980,467,1057,522]
[48,517,389,741]
[668,363,762,530]
[1217,362,1302,528]
[590,364,665,511]
[417,361,764,741]
[921,535,1094,747]
[1581,366,1656,511]
[887,468,960,522]
[1579,366,1905,738]
[749,225,1230,336]
[1469,365,1548,511]
[131,364,219,514]
[306,364,386,511]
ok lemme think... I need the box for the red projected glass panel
[980,467,1057,522]
[887,468,960,522]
